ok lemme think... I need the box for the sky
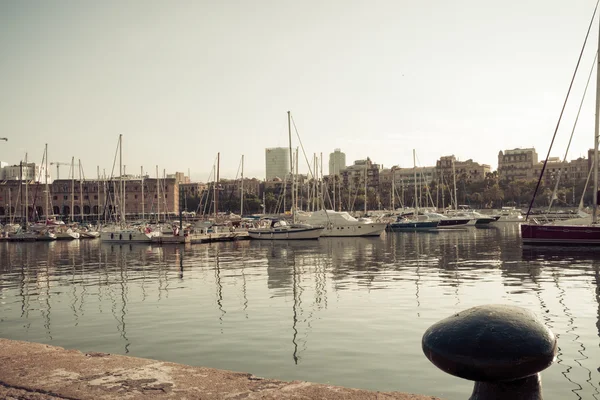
[1,0,599,181]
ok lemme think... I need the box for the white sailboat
[100,135,161,243]
[248,111,323,240]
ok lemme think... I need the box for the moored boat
[248,219,323,240]
[296,209,387,237]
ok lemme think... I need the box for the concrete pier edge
[0,339,440,399]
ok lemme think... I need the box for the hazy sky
[1,1,599,181]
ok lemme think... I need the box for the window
[84,195,89,200]
[94,195,98,200]
[74,196,78,200]
[53,196,58,200]
[63,196,68,200]
[135,195,138,199]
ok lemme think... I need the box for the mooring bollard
[422,305,557,400]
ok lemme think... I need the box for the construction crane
[50,162,71,180]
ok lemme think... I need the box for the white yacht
[493,207,524,222]
[296,209,387,237]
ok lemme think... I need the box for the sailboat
[100,135,161,243]
[388,150,439,231]
[521,10,600,245]
[248,111,323,240]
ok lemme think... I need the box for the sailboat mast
[452,157,458,210]
[79,160,83,222]
[392,168,395,211]
[45,144,49,219]
[295,147,299,213]
[71,156,74,223]
[240,155,244,215]
[119,134,123,222]
[594,17,600,223]
[364,159,367,215]
[156,165,160,222]
[287,111,294,221]
[215,152,220,220]
[141,166,145,220]
[413,149,418,217]
[97,166,100,224]
[25,154,28,226]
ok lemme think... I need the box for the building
[328,149,346,176]
[0,177,179,221]
[497,148,539,181]
[166,172,190,184]
[436,155,490,183]
[340,158,382,191]
[265,147,290,181]
[2,162,50,184]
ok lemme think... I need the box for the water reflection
[1,231,600,399]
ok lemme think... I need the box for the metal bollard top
[422,304,557,382]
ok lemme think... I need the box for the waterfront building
[328,149,346,176]
[497,148,538,181]
[1,162,50,184]
[340,158,382,192]
[220,178,261,197]
[265,147,290,181]
[166,172,189,184]
[569,157,588,181]
[0,177,179,222]
[180,182,208,198]
[436,155,490,183]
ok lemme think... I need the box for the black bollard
[422,304,557,400]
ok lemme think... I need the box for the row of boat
[0,207,527,243]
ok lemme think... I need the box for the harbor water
[1,224,599,399]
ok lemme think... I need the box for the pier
[0,339,438,400]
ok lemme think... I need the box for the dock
[0,338,439,400]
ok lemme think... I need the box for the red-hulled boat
[520,222,600,246]
[521,7,600,246]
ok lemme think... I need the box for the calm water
[1,224,599,399]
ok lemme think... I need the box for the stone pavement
[0,339,441,399]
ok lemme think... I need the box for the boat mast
[240,155,244,215]
[119,134,124,223]
[156,165,160,222]
[288,111,295,222]
[364,158,367,215]
[594,15,600,224]
[97,166,100,224]
[452,157,458,210]
[45,144,49,220]
[70,156,74,223]
[25,154,28,226]
[215,152,220,220]
[79,160,84,222]
[392,168,396,211]
[413,149,418,218]
[141,166,145,220]
[295,147,299,213]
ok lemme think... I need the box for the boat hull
[521,223,600,245]
[248,227,323,240]
[437,219,470,229]
[387,221,439,231]
[319,223,387,237]
[100,231,158,243]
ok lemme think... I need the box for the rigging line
[290,115,316,179]
[549,51,598,211]
[526,0,600,220]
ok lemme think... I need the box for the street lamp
[0,138,7,141]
